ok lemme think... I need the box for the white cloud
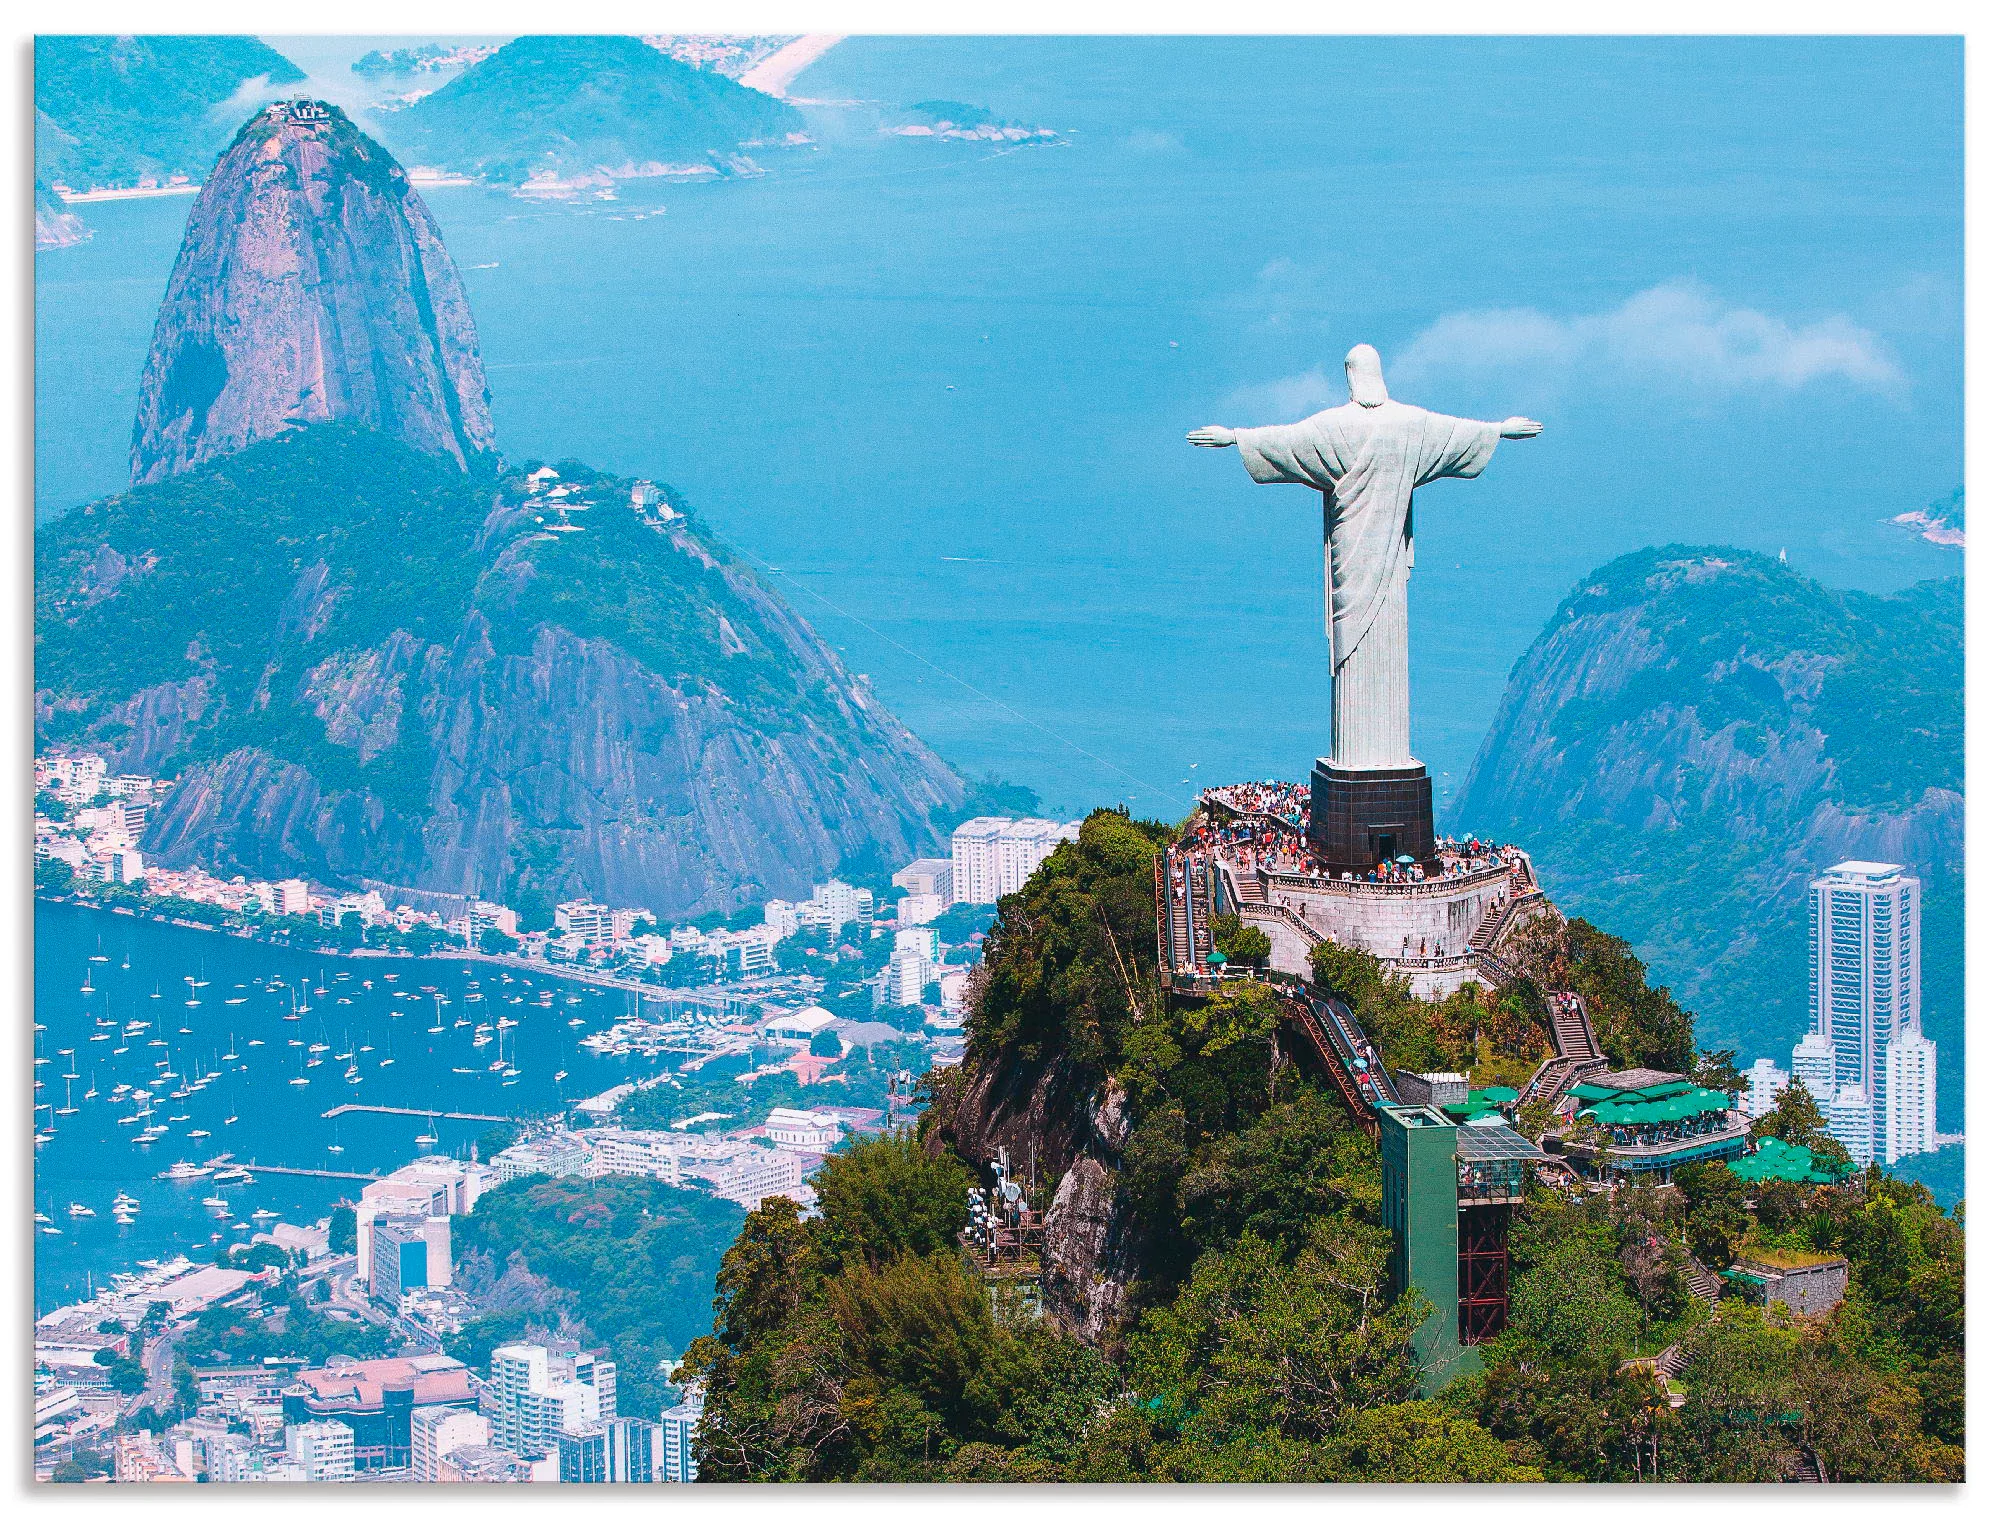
[207,73,294,124]
[1221,367,1341,420]
[1391,281,1906,401]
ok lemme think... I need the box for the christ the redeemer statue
[1189,343,1540,869]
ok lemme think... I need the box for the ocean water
[34,35,1964,819]
[33,902,665,1314]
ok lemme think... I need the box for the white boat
[251,1208,279,1221]
[69,1202,95,1218]
[165,1161,211,1180]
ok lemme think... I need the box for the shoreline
[739,34,845,99]
[58,183,201,203]
[34,891,684,1001]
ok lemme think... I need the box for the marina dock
[319,1103,513,1123]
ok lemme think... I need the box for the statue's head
[1345,344,1389,407]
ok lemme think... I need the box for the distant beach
[59,183,200,203]
[739,34,844,99]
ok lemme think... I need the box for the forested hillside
[683,811,1963,1480]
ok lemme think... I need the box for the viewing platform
[1161,780,1557,998]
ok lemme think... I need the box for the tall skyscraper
[1804,860,1929,1165]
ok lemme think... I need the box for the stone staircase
[1548,990,1602,1061]
[1681,1258,1722,1307]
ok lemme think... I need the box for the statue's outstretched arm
[1498,417,1543,439]
[1187,425,1236,447]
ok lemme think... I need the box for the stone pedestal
[1309,760,1435,871]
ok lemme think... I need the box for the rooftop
[290,1353,471,1412]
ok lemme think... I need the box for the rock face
[34,179,87,250]
[928,1018,1141,1342]
[37,427,964,919]
[129,100,493,485]
[1453,545,1962,1081]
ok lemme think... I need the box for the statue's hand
[1186,425,1237,447]
[1499,417,1543,439]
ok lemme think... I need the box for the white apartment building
[1740,1058,1790,1122]
[92,849,147,885]
[411,1405,491,1481]
[659,1382,705,1483]
[576,1128,809,1211]
[800,879,874,935]
[765,1108,844,1154]
[1882,1025,1939,1166]
[950,817,1080,905]
[1790,1032,1837,1107]
[490,1345,616,1459]
[1805,860,1923,1164]
[352,1156,489,1279]
[491,1132,595,1183]
[284,1419,356,1481]
[896,892,946,926]
[555,899,615,945]
[892,858,954,900]
[1824,1084,1876,1168]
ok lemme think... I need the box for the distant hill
[1454,546,1963,1124]
[35,426,962,921]
[33,35,305,190]
[383,33,805,184]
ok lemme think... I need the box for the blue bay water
[33,902,661,1315]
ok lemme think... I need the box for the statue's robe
[1232,400,1501,771]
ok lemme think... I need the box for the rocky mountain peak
[129,99,494,484]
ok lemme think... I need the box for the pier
[236,1162,383,1181]
[319,1103,513,1123]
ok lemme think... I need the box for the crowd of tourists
[1202,780,1310,831]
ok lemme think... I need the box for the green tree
[1323,1401,1542,1481]
[1692,1046,1749,1095]
[971,809,1168,1070]
[327,1203,357,1255]
[478,926,516,955]
[35,856,77,894]
[808,1028,842,1059]
[1510,1235,1644,1365]
[1674,1161,1750,1272]
[810,1132,969,1269]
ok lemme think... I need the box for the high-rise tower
[1804,860,1933,1164]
